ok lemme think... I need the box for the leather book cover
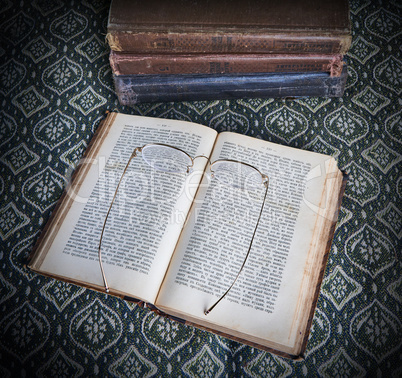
[107,0,351,54]
[109,51,344,77]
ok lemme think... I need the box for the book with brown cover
[28,113,347,359]
[107,0,351,54]
[109,51,344,77]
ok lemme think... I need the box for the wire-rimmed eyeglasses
[98,143,269,315]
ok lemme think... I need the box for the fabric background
[0,0,400,376]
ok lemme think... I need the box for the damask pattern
[0,0,400,376]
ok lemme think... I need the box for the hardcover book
[107,0,351,54]
[113,65,348,105]
[109,51,344,76]
[29,113,345,358]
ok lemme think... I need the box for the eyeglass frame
[98,142,269,315]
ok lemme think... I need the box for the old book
[113,65,348,105]
[110,51,344,76]
[29,112,345,359]
[107,0,351,54]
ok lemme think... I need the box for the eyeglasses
[98,143,269,315]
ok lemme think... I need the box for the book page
[31,114,217,303]
[156,131,339,350]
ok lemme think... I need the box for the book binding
[109,51,344,77]
[113,65,348,105]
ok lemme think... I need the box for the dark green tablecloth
[0,0,400,376]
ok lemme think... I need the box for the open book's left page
[29,113,217,303]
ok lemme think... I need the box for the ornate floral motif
[50,10,88,41]
[365,8,401,41]
[60,140,87,167]
[373,56,401,94]
[243,352,293,377]
[344,162,380,205]
[75,35,107,62]
[352,86,390,115]
[1,11,34,44]
[42,57,83,95]
[264,105,308,143]
[37,349,84,378]
[376,203,402,238]
[0,202,29,240]
[348,36,380,64]
[0,301,50,362]
[69,298,123,358]
[22,167,66,212]
[40,280,86,312]
[182,345,225,377]
[109,346,158,377]
[68,86,107,115]
[345,225,395,278]
[0,59,26,96]
[318,348,366,377]
[321,266,362,310]
[303,136,340,158]
[0,143,39,175]
[324,106,369,147]
[34,110,76,150]
[350,300,401,362]
[142,312,194,358]
[362,140,401,173]
[11,86,49,118]
[209,107,250,133]
[22,36,56,63]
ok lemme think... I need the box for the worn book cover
[29,113,345,358]
[109,51,344,76]
[112,65,348,105]
[107,0,351,54]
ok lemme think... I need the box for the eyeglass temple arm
[205,177,269,315]
[98,147,142,293]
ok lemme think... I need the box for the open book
[29,112,345,358]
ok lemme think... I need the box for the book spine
[113,66,348,105]
[107,32,352,55]
[110,52,344,77]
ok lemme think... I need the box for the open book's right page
[156,131,342,355]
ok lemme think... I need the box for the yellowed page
[30,114,217,303]
[157,131,339,350]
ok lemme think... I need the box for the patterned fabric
[0,0,401,376]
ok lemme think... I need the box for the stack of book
[107,0,351,105]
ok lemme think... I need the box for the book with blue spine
[113,65,348,105]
